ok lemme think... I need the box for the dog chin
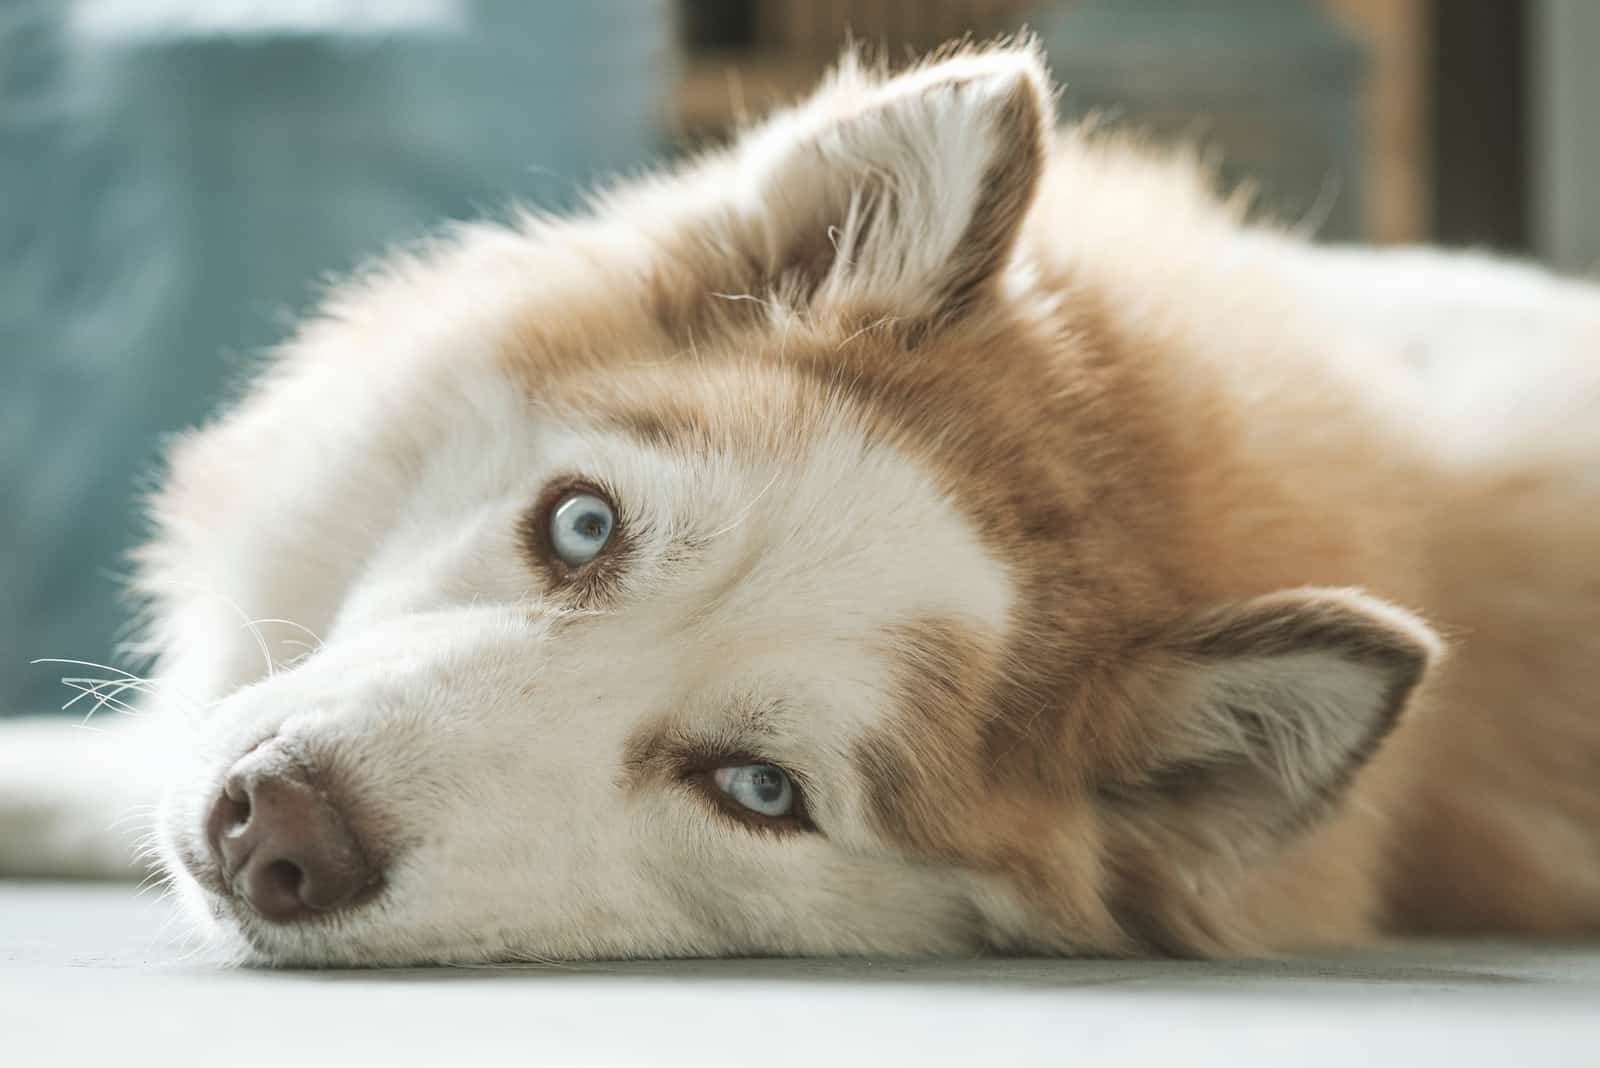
[170,886,394,969]
[161,854,513,968]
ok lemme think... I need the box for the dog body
[3,44,1597,964]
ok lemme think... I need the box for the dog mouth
[164,833,389,968]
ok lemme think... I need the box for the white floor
[4,882,1598,1067]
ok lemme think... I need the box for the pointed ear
[729,44,1051,321]
[1103,588,1442,852]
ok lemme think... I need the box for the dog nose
[206,748,375,922]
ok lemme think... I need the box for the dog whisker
[58,678,144,723]
[241,616,326,651]
[31,657,202,713]
[153,578,280,679]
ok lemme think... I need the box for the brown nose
[207,747,375,923]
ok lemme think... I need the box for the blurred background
[3,0,1597,717]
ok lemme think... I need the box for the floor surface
[3,882,1598,1065]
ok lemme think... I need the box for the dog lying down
[3,39,1598,966]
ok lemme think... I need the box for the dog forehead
[570,361,1017,644]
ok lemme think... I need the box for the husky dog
[3,41,1597,965]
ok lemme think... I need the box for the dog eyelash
[680,758,818,836]
[518,477,632,599]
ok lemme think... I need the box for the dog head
[146,42,1439,964]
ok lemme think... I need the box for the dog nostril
[224,776,250,808]
[265,858,302,893]
[240,856,312,924]
[206,786,252,862]
[221,793,250,831]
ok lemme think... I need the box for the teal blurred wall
[1,0,678,715]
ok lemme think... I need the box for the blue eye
[713,764,795,818]
[548,490,615,567]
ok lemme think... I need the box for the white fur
[1226,234,1600,474]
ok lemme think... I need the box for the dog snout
[206,746,377,923]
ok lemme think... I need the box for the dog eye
[713,764,795,818]
[548,490,615,567]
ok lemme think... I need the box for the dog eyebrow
[604,405,716,455]
[617,713,786,794]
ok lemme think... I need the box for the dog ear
[726,42,1052,323]
[1101,588,1441,856]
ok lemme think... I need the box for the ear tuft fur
[1106,587,1441,844]
[734,39,1053,321]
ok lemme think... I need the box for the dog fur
[3,39,1598,964]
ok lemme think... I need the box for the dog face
[148,44,1439,964]
[159,369,1022,964]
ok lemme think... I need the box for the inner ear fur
[723,40,1053,325]
[1100,587,1441,846]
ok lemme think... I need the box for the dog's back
[1024,134,1600,945]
